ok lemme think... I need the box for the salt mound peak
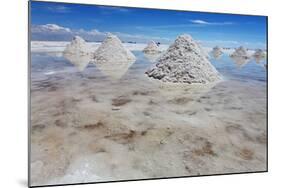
[63,36,90,55]
[63,36,91,71]
[92,33,136,64]
[230,46,250,59]
[146,34,221,84]
[143,41,161,54]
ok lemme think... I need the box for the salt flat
[30,43,267,186]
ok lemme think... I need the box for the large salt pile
[230,46,250,59]
[92,34,136,79]
[63,36,91,71]
[211,46,223,59]
[92,33,136,64]
[143,41,161,54]
[145,34,221,84]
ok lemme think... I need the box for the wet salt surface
[30,51,267,186]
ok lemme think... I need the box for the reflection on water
[253,56,265,64]
[143,52,161,63]
[46,52,63,58]
[93,58,136,80]
[63,52,92,71]
[210,54,266,82]
[32,52,267,83]
[62,51,136,79]
[230,56,251,68]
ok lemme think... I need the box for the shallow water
[30,51,267,186]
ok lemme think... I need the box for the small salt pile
[143,41,161,54]
[146,34,221,84]
[63,36,91,71]
[253,49,266,59]
[230,46,250,59]
[92,33,136,64]
[64,36,91,55]
[252,49,266,64]
[211,46,223,59]
[92,34,136,79]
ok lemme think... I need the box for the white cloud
[31,24,169,43]
[190,20,209,24]
[190,19,234,26]
[32,24,71,33]
[47,5,71,13]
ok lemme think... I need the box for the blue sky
[31,1,267,49]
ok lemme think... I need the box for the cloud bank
[31,24,171,43]
[31,24,265,49]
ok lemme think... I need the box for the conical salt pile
[211,46,223,59]
[230,46,250,59]
[145,34,221,84]
[92,33,136,64]
[143,41,161,54]
[63,36,91,71]
[64,36,91,55]
[253,49,266,59]
[252,49,266,64]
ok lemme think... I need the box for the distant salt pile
[211,46,223,59]
[146,34,221,84]
[92,34,136,79]
[63,36,91,71]
[230,46,250,59]
[143,41,161,54]
[92,33,136,64]
[253,49,266,59]
[252,49,266,64]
